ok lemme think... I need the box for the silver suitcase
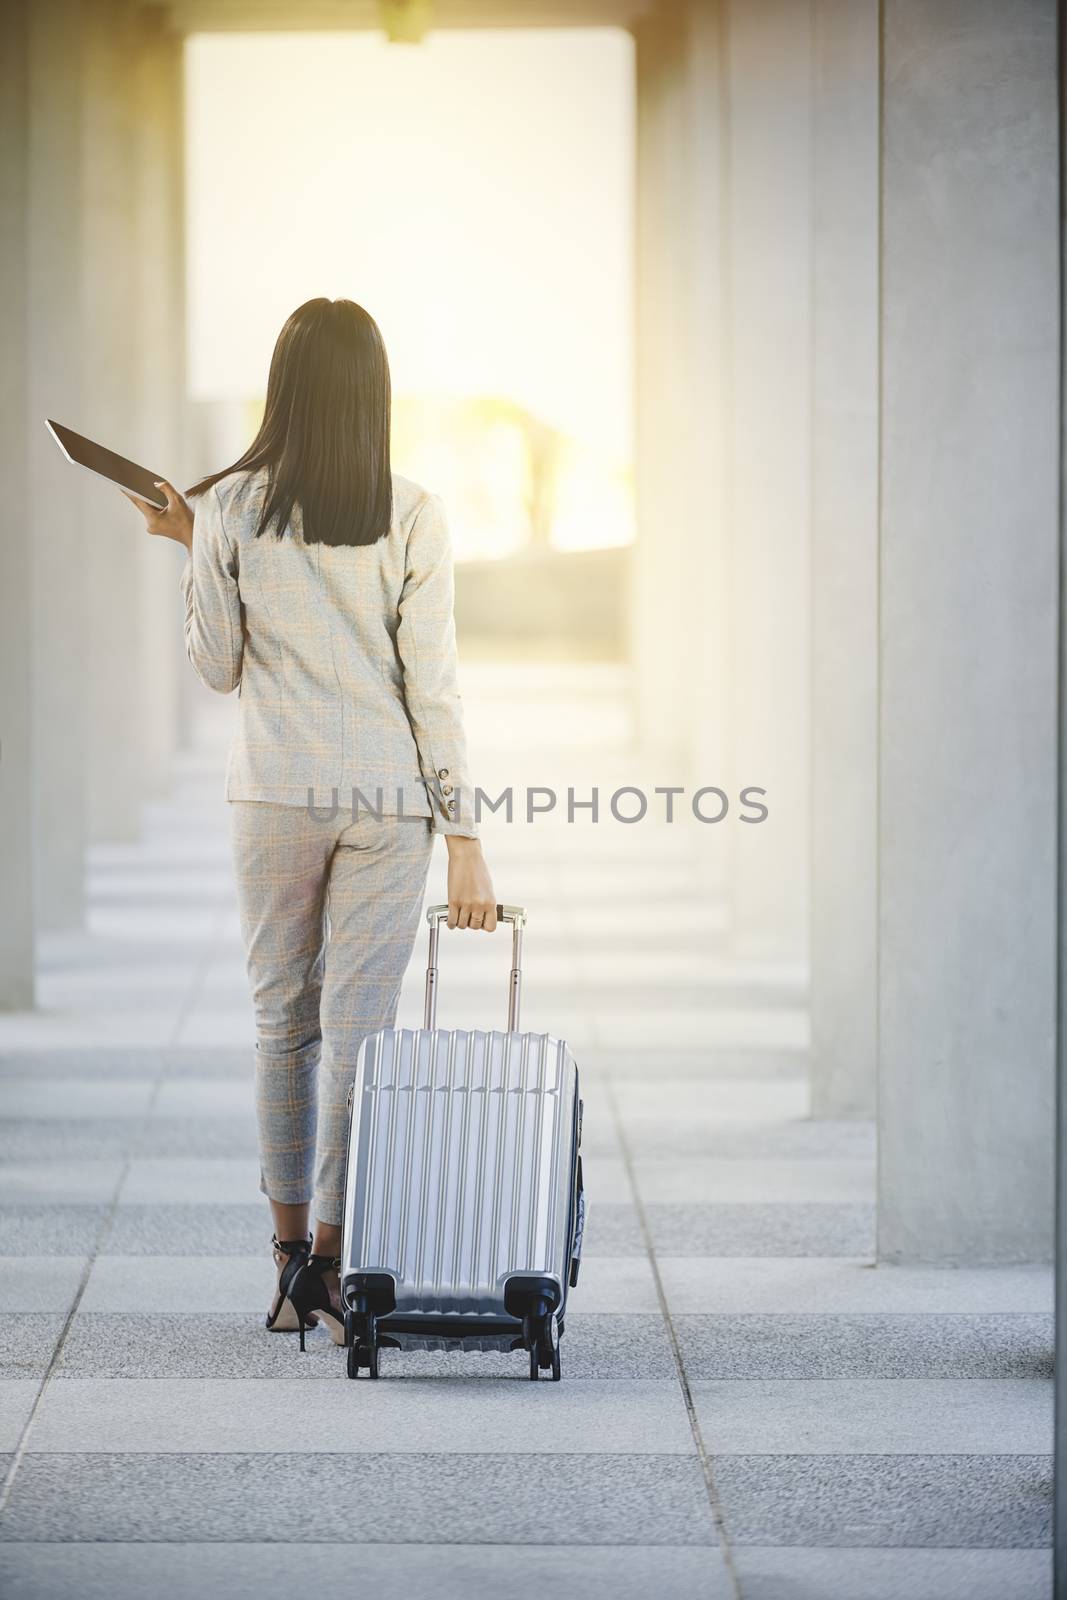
[339,903,586,1380]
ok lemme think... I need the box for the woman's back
[181,462,474,829]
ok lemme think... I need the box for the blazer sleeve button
[438,768,449,778]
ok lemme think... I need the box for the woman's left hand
[121,479,194,551]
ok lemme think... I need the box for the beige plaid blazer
[178,465,477,835]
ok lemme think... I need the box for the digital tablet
[45,419,169,510]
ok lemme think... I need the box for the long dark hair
[187,297,393,546]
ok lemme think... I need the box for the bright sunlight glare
[185,28,635,557]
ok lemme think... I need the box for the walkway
[0,666,1053,1599]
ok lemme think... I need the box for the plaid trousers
[228,800,434,1225]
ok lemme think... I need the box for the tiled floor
[0,667,1053,1599]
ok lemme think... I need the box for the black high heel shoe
[265,1234,316,1334]
[289,1253,346,1350]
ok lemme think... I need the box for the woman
[124,296,497,1346]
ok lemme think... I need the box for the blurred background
[185,25,636,658]
[0,1,1060,1593]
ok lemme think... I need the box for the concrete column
[723,0,813,960]
[809,0,879,1116]
[878,0,1058,1263]
[682,0,731,898]
[28,0,90,932]
[81,0,152,843]
[0,0,35,1007]
[130,7,188,798]
[629,0,695,770]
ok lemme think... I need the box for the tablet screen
[46,420,168,510]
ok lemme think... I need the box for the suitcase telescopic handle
[423,903,528,1032]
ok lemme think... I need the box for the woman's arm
[179,486,243,694]
[122,477,243,695]
[395,492,479,836]
[396,492,496,930]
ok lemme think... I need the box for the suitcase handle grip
[425,903,527,929]
[423,903,527,1031]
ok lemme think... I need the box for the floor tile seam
[662,1312,1054,1319]
[0,1535,726,1549]
[602,1076,743,1600]
[31,1369,1055,1382]
[10,1445,1054,1462]
[31,1372,684,1382]
[0,1529,726,1542]
[4,1448,716,1460]
[704,1449,1055,1460]
[31,1312,1049,1324]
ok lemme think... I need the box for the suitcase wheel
[345,1308,380,1379]
[347,1340,379,1379]
[526,1310,562,1382]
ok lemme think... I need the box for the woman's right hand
[121,479,194,552]
[445,836,497,931]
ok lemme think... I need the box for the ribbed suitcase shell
[340,1024,580,1352]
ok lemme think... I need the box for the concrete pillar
[28,0,90,932]
[809,0,879,1116]
[682,0,731,897]
[631,0,733,909]
[723,0,813,960]
[629,0,695,770]
[81,0,152,843]
[0,0,36,1007]
[877,0,1058,1263]
[130,7,188,798]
